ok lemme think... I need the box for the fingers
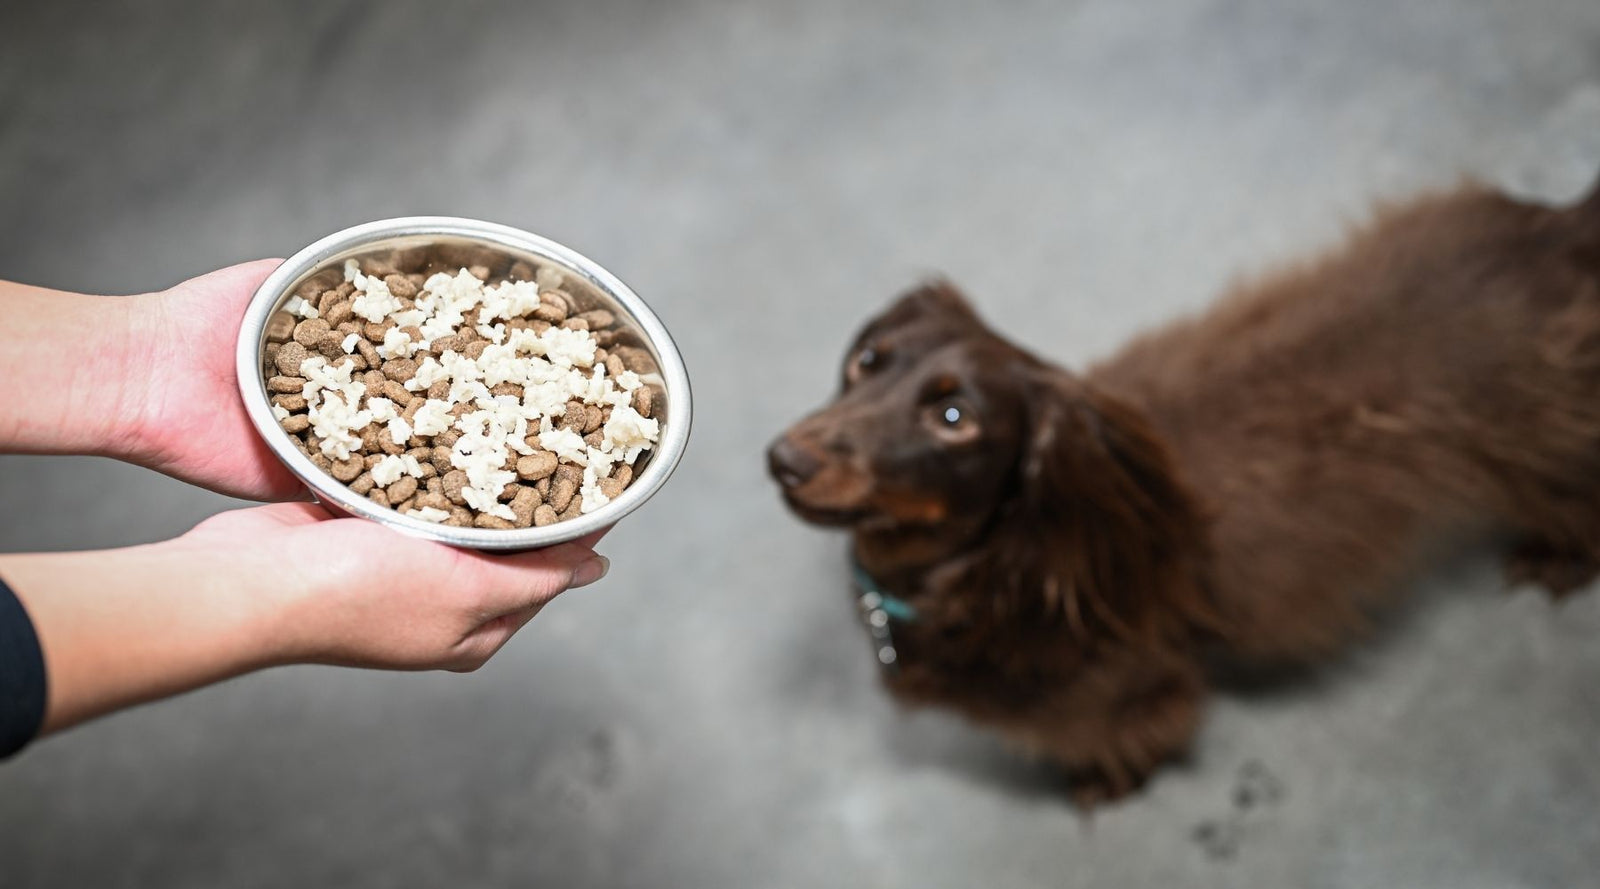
[174,258,285,303]
[469,541,608,617]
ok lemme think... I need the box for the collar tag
[852,560,918,671]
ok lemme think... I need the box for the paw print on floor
[1190,759,1287,862]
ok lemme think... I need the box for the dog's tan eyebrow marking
[929,375,959,396]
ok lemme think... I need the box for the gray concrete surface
[3,1,1600,886]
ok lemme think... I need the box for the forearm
[0,280,151,459]
[0,542,289,735]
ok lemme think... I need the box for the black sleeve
[0,574,47,759]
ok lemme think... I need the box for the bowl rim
[235,216,692,550]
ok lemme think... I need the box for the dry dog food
[263,255,662,529]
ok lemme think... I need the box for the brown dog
[768,180,1600,803]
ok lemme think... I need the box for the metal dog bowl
[236,217,692,550]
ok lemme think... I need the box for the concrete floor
[3,0,1600,886]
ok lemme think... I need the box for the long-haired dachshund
[768,179,1600,803]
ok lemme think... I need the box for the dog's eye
[924,397,979,442]
[846,344,886,384]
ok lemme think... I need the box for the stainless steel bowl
[236,217,692,550]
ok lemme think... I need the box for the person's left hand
[121,259,307,501]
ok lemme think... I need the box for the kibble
[264,255,662,530]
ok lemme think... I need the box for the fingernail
[571,555,610,589]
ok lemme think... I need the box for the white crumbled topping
[285,295,319,319]
[580,463,610,514]
[299,356,365,409]
[351,274,401,323]
[293,264,663,521]
[377,325,417,360]
[538,419,589,465]
[407,506,451,524]
[371,454,406,487]
[308,390,372,460]
[365,397,398,423]
[271,404,291,422]
[530,327,596,369]
[407,356,447,392]
[602,404,659,458]
[388,417,414,445]
[411,399,454,437]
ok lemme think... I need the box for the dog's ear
[898,279,979,321]
[989,372,1217,648]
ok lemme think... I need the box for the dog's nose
[768,436,823,489]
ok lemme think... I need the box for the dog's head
[767,281,1042,556]
[769,281,1214,644]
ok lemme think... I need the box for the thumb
[471,542,610,617]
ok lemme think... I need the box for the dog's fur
[768,180,1600,803]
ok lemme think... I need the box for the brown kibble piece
[509,261,535,281]
[549,465,581,512]
[274,342,310,376]
[611,463,634,487]
[293,318,331,348]
[355,338,381,368]
[509,486,541,527]
[533,300,567,324]
[272,393,307,412]
[363,321,392,342]
[442,469,469,505]
[578,309,615,330]
[324,301,354,327]
[382,358,418,383]
[632,386,653,418]
[447,507,474,527]
[431,446,454,473]
[349,472,375,495]
[267,375,305,394]
[368,488,391,508]
[377,427,405,455]
[427,379,450,401]
[279,415,310,434]
[473,513,516,530]
[516,451,558,481]
[584,431,604,449]
[559,497,583,521]
[464,340,490,361]
[310,451,332,472]
[384,274,417,299]
[386,475,418,503]
[535,476,551,497]
[599,477,625,500]
[429,333,466,354]
[317,331,346,359]
[582,404,604,434]
[426,476,445,496]
[561,317,589,332]
[375,380,407,404]
[435,428,461,448]
[533,505,559,527]
[331,456,364,482]
[491,382,523,399]
[266,311,297,343]
[605,354,626,378]
[414,492,451,512]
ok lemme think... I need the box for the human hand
[182,502,612,672]
[121,259,308,501]
[2,501,612,736]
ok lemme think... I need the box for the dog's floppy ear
[989,372,1217,648]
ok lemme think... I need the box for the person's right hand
[180,502,612,672]
[2,503,612,736]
